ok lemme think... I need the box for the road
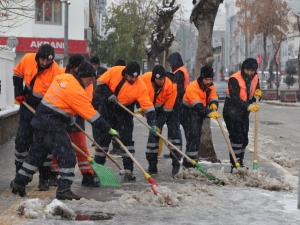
[0,101,299,224]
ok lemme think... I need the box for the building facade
[0,0,105,66]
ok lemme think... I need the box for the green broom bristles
[89,159,121,188]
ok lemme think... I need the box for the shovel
[22,101,121,188]
[113,137,159,195]
[253,96,259,170]
[117,102,225,185]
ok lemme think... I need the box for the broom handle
[71,142,89,159]
[254,96,259,161]
[117,102,193,162]
[22,102,91,161]
[74,123,122,170]
[215,113,239,165]
[113,137,147,175]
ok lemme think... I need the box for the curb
[262,101,300,107]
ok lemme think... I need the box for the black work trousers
[180,105,204,161]
[14,105,51,180]
[94,102,135,171]
[146,109,182,167]
[223,115,249,166]
[15,129,77,191]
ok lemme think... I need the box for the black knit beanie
[122,62,140,77]
[35,44,55,61]
[77,60,96,78]
[151,65,166,82]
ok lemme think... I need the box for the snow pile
[174,167,292,191]
[119,185,180,207]
[15,198,76,220]
[14,198,44,218]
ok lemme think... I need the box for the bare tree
[190,0,223,163]
[236,0,291,88]
[146,0,180,70]
[0,0,35,33]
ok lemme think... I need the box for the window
[36,0,62,25]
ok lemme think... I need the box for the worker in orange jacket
[223,58,261,172]
[12,44,64,191]
[181,66,220,168]
[50,54,100,187]
[141,65,182,176]
[11,60,118,200]
[163,52,190,159]
[94,62,157,181]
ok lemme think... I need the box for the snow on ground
[9,182,300,225]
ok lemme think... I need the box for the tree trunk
[146,1,179,71]
[191,0,223,163]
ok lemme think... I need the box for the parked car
[214,81,228,100]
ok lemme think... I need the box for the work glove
[108,128,119,137]
[207,111,221,119]
[15,95,26,104]
[248,104,260,113]
[69,116,76,126]
[254,89,262,97]
[134,108,145,117]
[209,103,218,111]
[108,94,118,105]
[150,125,158,135]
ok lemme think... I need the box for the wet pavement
[0,101,298,223]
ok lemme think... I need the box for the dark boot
[10,179,14,189]
[12,182,26,197]
[163,154,171,158]
[81,173,100,187]
[49,171,58,187]
[123,170,136,181]
[38,179,49,191]
[182,158,194,168]
[147,164,158,175]
[172,160,181,177]
[56,188,81,200]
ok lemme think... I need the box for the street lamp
[60,0,71,67]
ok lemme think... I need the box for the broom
[117,102,225,185]
[73,123,124,174]
[113,137,159,195]
[22,101,121,188]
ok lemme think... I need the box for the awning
[0,37,88,55]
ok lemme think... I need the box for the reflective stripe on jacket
[173,66,190,88]
[226,71,258,101]
[183,80,218,107]
[140,72,177,112]
[97,66,154,113]
[42,73,99,122]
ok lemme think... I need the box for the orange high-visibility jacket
[226,71,259,101]
[183,80,218,107]
[42,73,100,121]
[140,72,177,112]
[13,53,64,98]
[97,66,154,113]
[173,66,190,88]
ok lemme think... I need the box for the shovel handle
[74,123,123,170]
[215,116,240,168]
[117,102,192,162]
[113,136,148,175]
[253,96,259,166]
